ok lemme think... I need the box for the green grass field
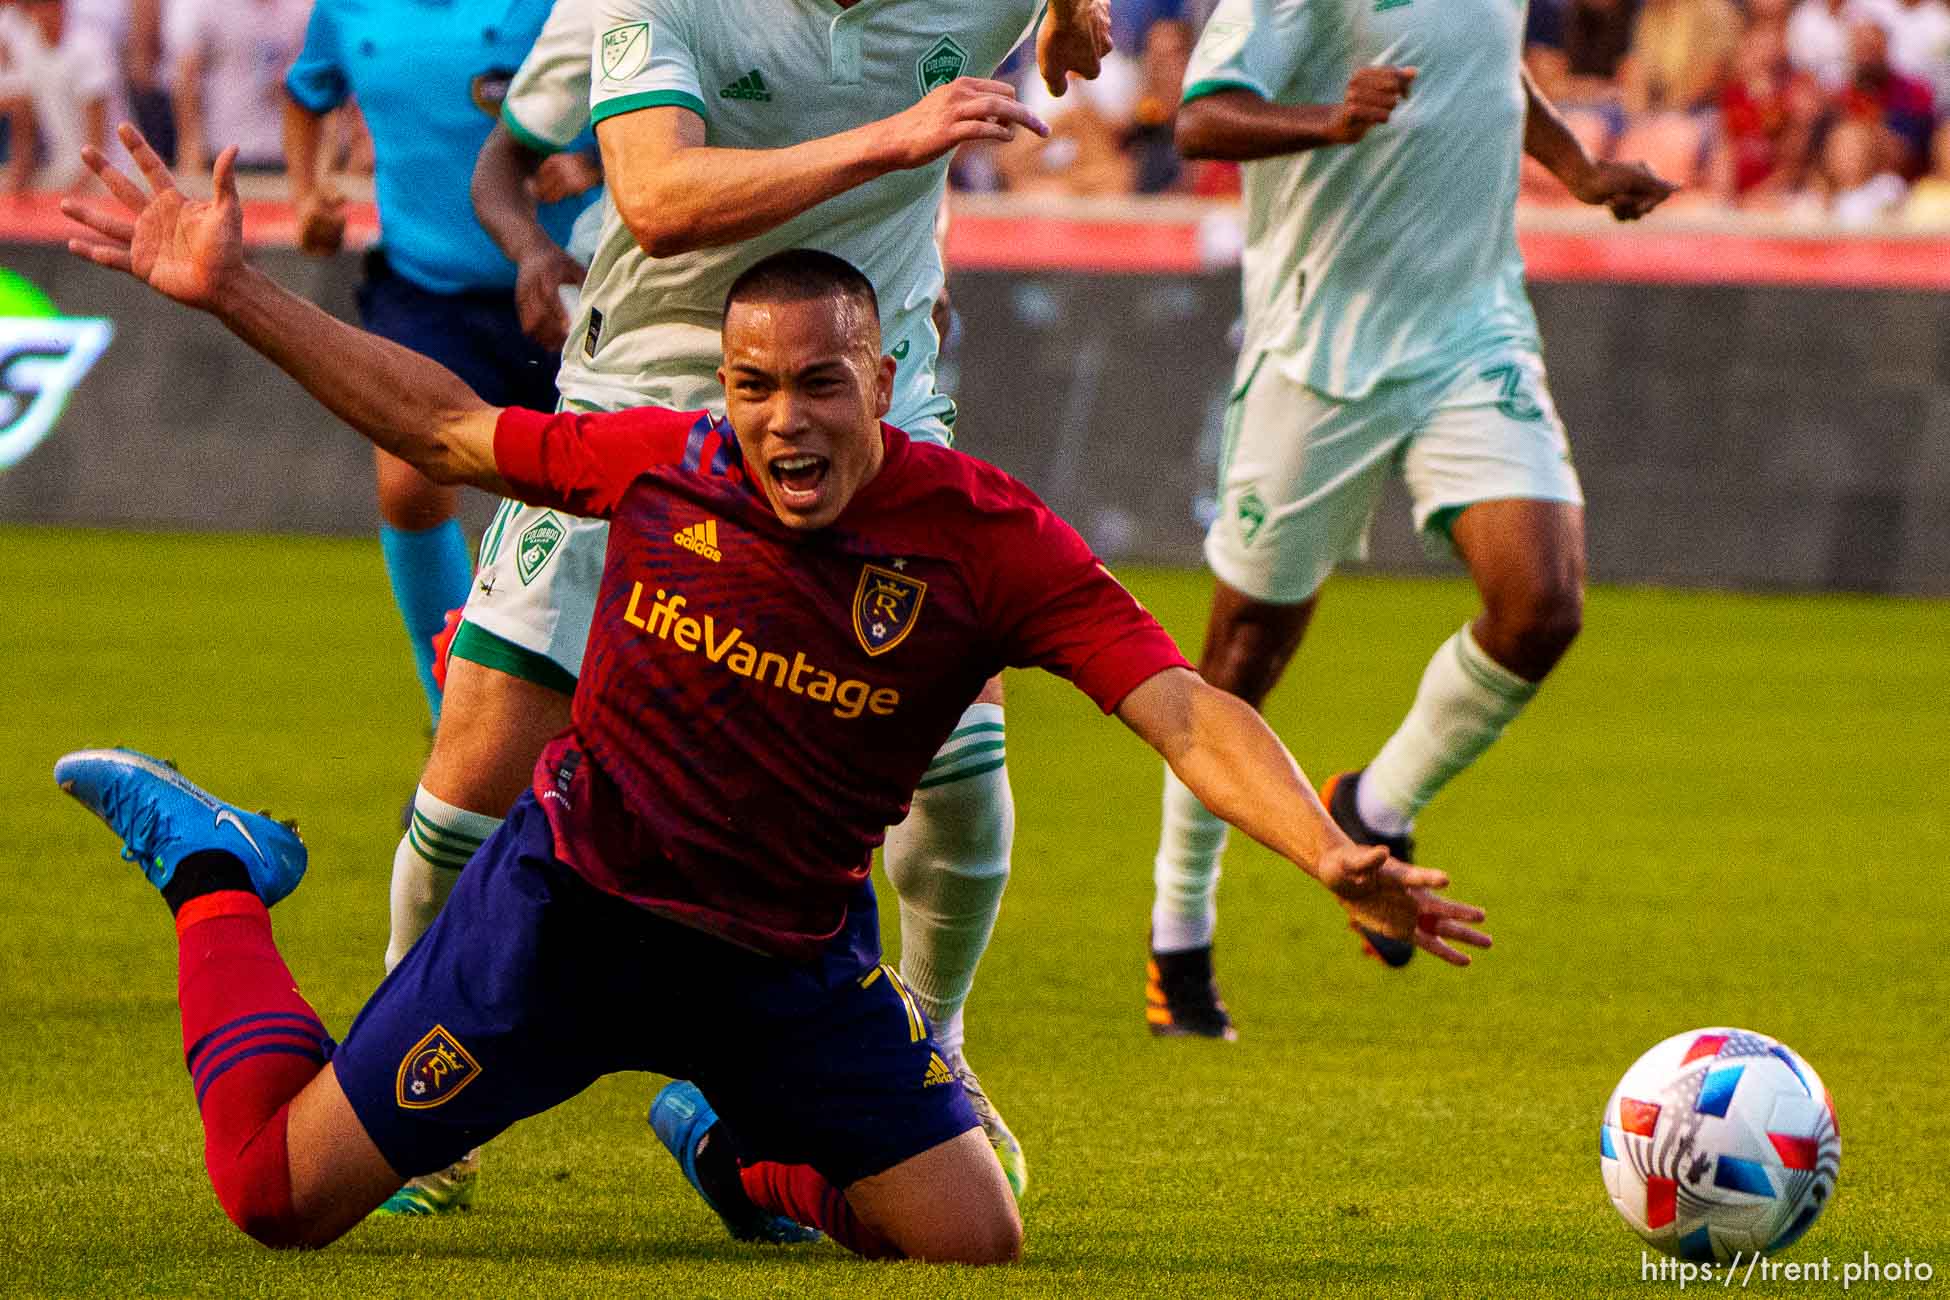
[2,525,1945,1298]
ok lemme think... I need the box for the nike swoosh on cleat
[213,808,266,862]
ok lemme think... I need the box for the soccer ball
[1599,1027,1840,1262]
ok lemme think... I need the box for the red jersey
[493,406,1189,959]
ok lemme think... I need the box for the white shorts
[1204,342,1584,605]
[453,378,956,689]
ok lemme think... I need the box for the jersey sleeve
[976,489,1190,715]
[284,0,349,114]
[1182,0,1312,105]
[503,0,594,154]
[493,405,708,518]
[589,0,706,128]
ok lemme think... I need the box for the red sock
[175,892,333,1247]
[739,1161,902,1260]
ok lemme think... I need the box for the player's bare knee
[209,1168,336,1251]
[1198,589,1316,703]
[1483,581,1583,679]
[923,1203,1022,1265]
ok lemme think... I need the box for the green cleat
[951,1052,1027,1200]
[371,1149,479,1217]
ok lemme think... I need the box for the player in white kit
[382,0,1115,1208]
[1144,0,1674,1038]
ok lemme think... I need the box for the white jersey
[1185,0,1540,401]
[564,0,1041,435]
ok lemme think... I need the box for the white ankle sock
[1359,624,1538,834]
[1150,766,1228,953]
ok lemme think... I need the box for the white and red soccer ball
[1600,1028,1840,1262]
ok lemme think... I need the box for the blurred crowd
[6,0,1950,226]
[1519,0,1950,224]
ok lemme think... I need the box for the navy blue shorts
[356,250,561,410]
[332,792,978,1188]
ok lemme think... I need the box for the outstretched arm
[1522,66,1675,221]
[600,83,1048,259]
[1176,67,1416,162]
[1117,667,1491,965]
[65,125,507,492]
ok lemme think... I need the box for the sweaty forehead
[723,296,879,370]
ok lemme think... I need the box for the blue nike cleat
[53,747,307,904]
[649,1081,821,1245]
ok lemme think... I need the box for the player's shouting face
[719,291,896,531]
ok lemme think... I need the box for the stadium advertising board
[0,268,112,474]
[0,239,1944,594]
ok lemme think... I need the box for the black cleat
[1146,942,1237,1040]
[1322,769,1417,969]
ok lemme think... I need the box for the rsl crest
[852,562,927,656]
[395,1025,481,1109]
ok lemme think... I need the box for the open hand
[1573,158,1676,222]
[1316,842,1492,967]
[1037,0,1113,96]
[879,78,1050,170]
[62,123,245,312]
[1330,65,1417,145]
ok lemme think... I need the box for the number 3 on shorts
[1480,362,1545,423]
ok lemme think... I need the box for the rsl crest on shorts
[853,563,926,656]
[396,1024,482,1109]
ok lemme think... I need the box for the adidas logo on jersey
[720,70,771,102]
[674,519,722,562]
[922,1051,954,1088]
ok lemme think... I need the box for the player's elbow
[1173,103,1226,160]
[616,189,704,259]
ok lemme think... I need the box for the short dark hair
[722,248,880,328]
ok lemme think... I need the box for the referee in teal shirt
[283,0,597,725]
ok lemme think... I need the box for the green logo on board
[0,268,113,474]
[1373,0,1412,11]
[1237,487,1267,545]
[891,339,910,361]
[600,22,650,80]
[916,35,968,96]
[517,512,566,585]
[721,70,771,102]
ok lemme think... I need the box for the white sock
[386,785,504,972]
[1359,624,1538,835]
[1150,766,1227,953]
[885,702,1013,1060]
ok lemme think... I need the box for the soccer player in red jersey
[56,130,1490,1262]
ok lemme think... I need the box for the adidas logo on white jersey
[674,519,722,562]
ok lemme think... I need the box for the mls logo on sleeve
[600,21,650,80]
[852,563,927,656]
[395,1025,482,1110]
